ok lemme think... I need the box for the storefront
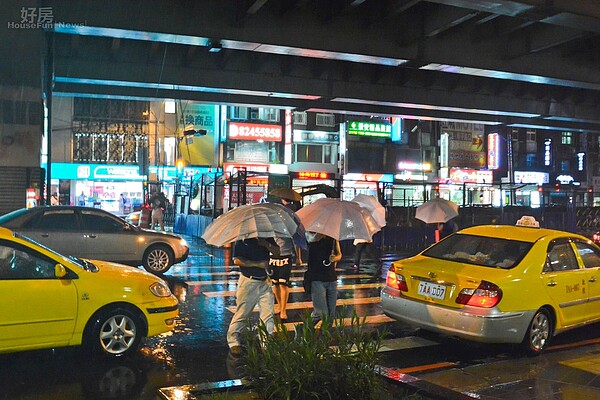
[50,163,145,214]
[341,173,393,202]
[438,168,495,206]
[50,162,211,215]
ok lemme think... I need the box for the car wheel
[143,244,173,274]
[85,307,144,357]
[522,308,553,355]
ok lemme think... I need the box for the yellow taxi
[0,227,178,357]
[381,217,600,354]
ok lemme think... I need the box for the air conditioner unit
[293,112,307,125]
[316,113,335,127]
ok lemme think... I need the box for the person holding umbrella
[227,237,280,356]
[306,231,342,324]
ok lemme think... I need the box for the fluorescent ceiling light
[54,77,321,100]
[420,63,600,91]
[507,123,594,133]
[332,97,540,118]
[307,108,503,126]
[54,25,407,67]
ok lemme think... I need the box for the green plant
[240,309,388,400]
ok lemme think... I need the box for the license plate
[417,281,446,300]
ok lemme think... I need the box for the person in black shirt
[226,237,279,356]
[306,232,341,324]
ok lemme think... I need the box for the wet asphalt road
[2,235,600,399]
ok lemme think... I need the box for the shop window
[2,100,14,124]
[260,108,279,122]
[561,131,572,145]
[230,106,248,120]
[525,154,536,167]
[15,101,28,125]
[526,130,536,142]
[296,144,323,163]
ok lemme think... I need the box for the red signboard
[228,122,282,141]
[487,133,499,170]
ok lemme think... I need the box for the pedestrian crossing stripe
[226,296,383,314]
[280,314,395,331]
[184,274,373,285]
[203,282,384,297]
[168,268,342,277]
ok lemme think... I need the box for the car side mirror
[55,263,68,278]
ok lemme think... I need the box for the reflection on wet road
[2,239,600,399]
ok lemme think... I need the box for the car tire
[85,307,145,357]
[522,308,553,355]
[142,244,174,274]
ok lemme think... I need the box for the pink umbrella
[296,198,380,241]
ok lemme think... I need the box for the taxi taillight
[456,280,502,308]
[386,264,408,292]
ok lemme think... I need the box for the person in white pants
[227,237,280,356]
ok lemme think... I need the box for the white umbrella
[351,194,386,228]
[415,198,459,224]
[202,203,298,247]
[296,198,380,241]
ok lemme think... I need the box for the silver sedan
[0,206,188,274]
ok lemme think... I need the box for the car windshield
[13,231,98,272]
[422,233,533,269]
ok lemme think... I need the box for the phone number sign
[228,122,282,141]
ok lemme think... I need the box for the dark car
[0,206,189,274]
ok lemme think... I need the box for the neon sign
[347,121,391,138]
[295,171,334,180]
[228,122,282,141]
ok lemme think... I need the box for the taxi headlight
[149,281,172,297]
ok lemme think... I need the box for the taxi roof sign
[516,216,540,228]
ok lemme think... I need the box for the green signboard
[348,121,392,138]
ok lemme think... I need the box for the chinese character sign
[177,104,217,166]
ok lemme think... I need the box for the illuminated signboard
[397,161,431,171]
[293,171,335,180]
[439,133,449,168]
[247,178,269,185]
[577,152,585,171]
[347,121,391,138]
[448,167,493,184]
[228,122,282,141]
[514,171,549,185]
[487,133,500,170]
[293,130,339,143]
[544,138,552,166]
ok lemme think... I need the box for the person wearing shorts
[269,236,295,320]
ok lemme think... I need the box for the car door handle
[590,277,597,283]
[84,234,97,239]
[547,281,557,287]
[41,233,49,237]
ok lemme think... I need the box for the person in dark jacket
[306,232,341,323]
